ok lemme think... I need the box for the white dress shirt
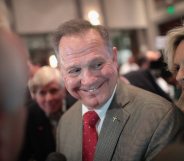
[82,85,117,135]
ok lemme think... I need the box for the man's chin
[82,99,102,109]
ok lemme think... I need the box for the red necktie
[83,111,99,161]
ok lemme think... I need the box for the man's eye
[68,68,81,76]
[94,62,103,69]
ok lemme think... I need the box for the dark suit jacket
[153,143,184,161]
[124,69,172,102]
[19,101,55,161]
[56,81,184,161]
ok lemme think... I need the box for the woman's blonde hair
[28,66,63,98]
[164,26,184,72]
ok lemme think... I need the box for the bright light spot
[88,10,100,25]
[49,55,58,68]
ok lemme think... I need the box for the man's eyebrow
[89,58,104,64]
[65,65,81,71]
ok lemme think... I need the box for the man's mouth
[81,83,103,93]
[84,87,99,93]
[88,87,98,92]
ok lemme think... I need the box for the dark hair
[29,49,50,66]
[52,19,112,55]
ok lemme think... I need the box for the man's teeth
[89,88,97,92]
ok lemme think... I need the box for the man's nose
[81,69,97,85]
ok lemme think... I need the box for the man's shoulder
[116,81,174,112]
[116,82,184,129]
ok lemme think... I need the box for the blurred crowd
[1,1,184,161]
[119,50,179,102]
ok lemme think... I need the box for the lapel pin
[113,116,119,122]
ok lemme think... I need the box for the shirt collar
[82,84,117,120]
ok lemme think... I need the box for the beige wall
[11,0,184,50]
[148,0,184,24]
[12,0,77,34]
[12,0,148,33]
[145,0,184,50]
[104,0,147,29]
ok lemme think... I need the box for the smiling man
[58,28,117,110]
[52,19,184,161]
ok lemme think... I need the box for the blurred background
[1,1,184,161]
[2,0,184,67]
[1,0,184,101]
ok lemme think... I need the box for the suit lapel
[70,102,83,161]
[94,81,131,161]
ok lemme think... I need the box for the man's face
[58,29,118,109]
[35,81,64,115]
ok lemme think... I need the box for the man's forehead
[59,29,103,46]
[59,31,105,55]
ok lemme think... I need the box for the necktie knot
[83,111,99,128]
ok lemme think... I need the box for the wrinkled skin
[58,29,118,109]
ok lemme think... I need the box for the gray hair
[52,19,112,57]
[164,26,184,72]
[28,66,64,98]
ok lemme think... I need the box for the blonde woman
[153,26,184,161]
[164,26,184,111]
[20,66,65,161]
[28,66,66,117]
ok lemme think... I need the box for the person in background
[0,26,28,161]
[28,66,66,117]
[52,19,184,161]
[0,2,29,161]
[163,26,184,111]
[26,49,51,106]
[123,52,173,102]
[27,49,51,79]
[153,26,184,161]
[119,55,139,75]
[19,66,65,161]
[27,60,41,79]
[27,51,77,109]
